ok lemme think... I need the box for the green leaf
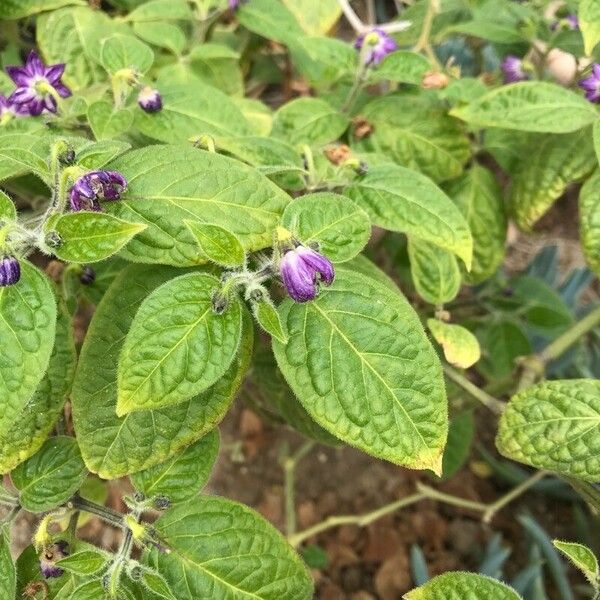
[72,265,253,479]
[448,19,526,43]
[344,164,473,269]
[369,51,430,85]
[134,82,250,143]
[282,192,371,263]
[477,320,531,381]
[188,44,244,95]
[272,97,349,148]
[88,101,134,141]
[0,526,15,600]
[117,272,242,415]
[184,221,245,267]
[146,496,313,599]
[354,95,471,183]
[580,0,600,55]
[100,33,154,74]
[70,581,106,599]
[273,267,448,473]
[0,262,56,446]
[594,120,600,163]
[130,429,219,504]
[237,0,305,45]
[442,411,474,479]
[445,165,506,284]
[408,239,461,305]
[233,98,273,136]
[37,7,112,89]
[496,379,600,481]
[55,549,108,576]
[282,0,341,35]
[0,302,76,474]
[12,436,87,512]
[404,572,521,599]
[252,298,288,343]
[451,82,598,133]
[76,139,132,169]
[0,0,82,19]
[134,21,187,55]
[126,0,192,21]
[105,145,290,266]
[0,132,51,182]
[49,212,146,263]
[553,540,599,585]
[0,190,17,221]
[427,320,481,369]
[289,36,356,88]
[509,129,596,230]
[579,169,600,277]
[142,570,177,600]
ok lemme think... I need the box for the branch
[443,365,505,415]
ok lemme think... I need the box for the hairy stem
[443,365,505,414]
[69,495,126,530]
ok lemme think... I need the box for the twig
[443,365,505,415]
[416,483,488,512]
[283,441,316,537]
[69,495,126,530]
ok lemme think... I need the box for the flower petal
[44,63,65,83]
[5,66,32,87]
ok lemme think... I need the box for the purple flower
[355,28,397,66]
[69,170,128,212]
[579,64,600,103]
[280,244,334,303]
[501,55,528,83]
[0,256,20,287]
[551,14,579,31]
[137,86,162,113]
[6,51,71,116]
[40,541,69,579]
[0,94,29,121]
[229,0,245,9]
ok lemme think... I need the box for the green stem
[341,62,368,114]
[411,0,441,68]
[416,483,488,512]
[69,495,126,530]
[283,441,315,538]
[443,365,505,414]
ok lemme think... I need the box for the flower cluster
[355,28,397,66]
[280,244,334,303]
[70,171,128,212]
[4,51,71,118]
[579,64,600,103]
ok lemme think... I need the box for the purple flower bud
[579,64,600,103]
[0,256,20,287]
[280,244,334,303]
[6,51,71,116]
[79,266,96,285]
[501,55,528,84]
[69,170,127,212]
[40,541,69,579]
[354,28,397,66]
[138,86,162,113]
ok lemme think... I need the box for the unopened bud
[421,71,449,90]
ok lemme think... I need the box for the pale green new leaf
[354,95,471,183]
[142,571,177,600]
[451,82,598,133]
[87,101,134,140]
[445,165,506,284]
[282,192,371,263]
[134,82,250,143]
[273,268,448,473]
[126,0,192,21]
[49,212,146,263]
[146,496,313,599]
[106,145,290,265]
[580,169,600,276]
[117,272,242,415]
[427,320,481,369]
[12,436,87,512]
[344,164,473,269]
[404,572,521,599]
[134,21,187,55]
[188,44,244,96]
[100,33,154,74]
[580,0,600,55]
[497,379,600,481]
[553,540,599,585]
[233,98,273,136]
[0,190,16,221]
[272,97,349,148]
[0,133,51,182]
[594,120,600,164]
[252,298,288,343]
[131,429,219,504]
[408,239,461,305]
[55,549,109,576]
[72,265,253,479]
[509,129,596,230]
[184,221,245,267]
[0,303,76,474]
[0,0,82,19]
[282,0,341,35]
[0,263,56,446]
[0,526,15,600]
[237,0,305,45]
[76,140,131,169]
[369,51,430,85]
